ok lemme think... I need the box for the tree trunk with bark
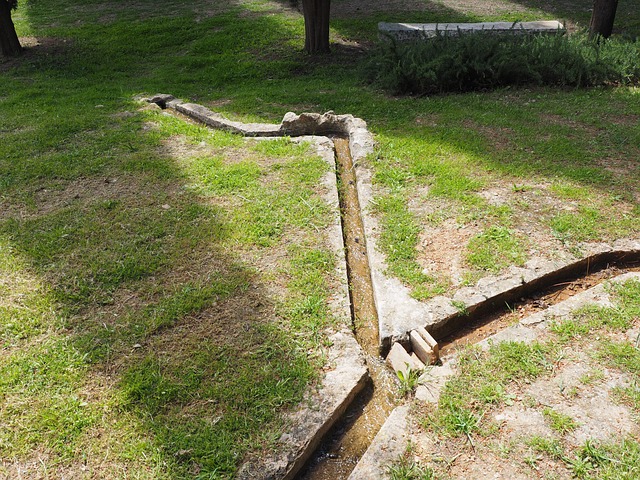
[302,0,331,54]
[589,0,619,39]
[0,0,22,57]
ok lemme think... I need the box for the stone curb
[142,95,372,479]
[348,405,411,480]
[476,270,640,350]
[379,20,565,42]
[378,241,640,353]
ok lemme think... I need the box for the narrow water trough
[141,95,640,479]
[438,261,640,357]
[299,138,396,479]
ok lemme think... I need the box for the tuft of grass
[542,408,579,434]
[387,456,435,480]
[527,436,565,460]
[466,225,527,273]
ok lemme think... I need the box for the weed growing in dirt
[543,408,579,434]
[396,365,422,397]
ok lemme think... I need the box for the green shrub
[365,30,640,94]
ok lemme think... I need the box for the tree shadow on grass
[0,107,319,476]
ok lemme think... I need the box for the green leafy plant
[366,31,640,95]
[397,365,422,397]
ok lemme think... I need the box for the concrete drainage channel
[142,95,640,479]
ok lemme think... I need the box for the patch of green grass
[542,408,579,434]
[147,110,243,148]
[116,321,316,477]
[466,225,527,273]
[374,193,448,300]
[192,156,262,193]
[551,279,640,343]
[251,137,311,158]
[550,181,592,200]
[427,342,553,438]
[283,245,337,339]
[550,207,605,243]
[527,436,565,460]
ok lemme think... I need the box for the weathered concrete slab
[348,405,411,480]
[387,342,424,377]
[379,20,565,41]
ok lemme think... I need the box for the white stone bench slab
[379,21,565,41]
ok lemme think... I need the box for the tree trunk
[589,0,618,39]
[302,0,331,54]
[0,0,22,57]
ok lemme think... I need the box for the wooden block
[415,326,439,363]
[386,343,424,377]
[410,330,434,365]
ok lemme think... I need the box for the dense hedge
[364,31,640,94]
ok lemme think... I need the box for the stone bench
[379,20,565,41]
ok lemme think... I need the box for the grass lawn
[1,0,639,478]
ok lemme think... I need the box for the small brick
[386,343,423,377]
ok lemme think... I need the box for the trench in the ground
[299,137,397,479]
[437,259,640,358]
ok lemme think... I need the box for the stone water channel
[143,95,640,478]
[299,138,396,479]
